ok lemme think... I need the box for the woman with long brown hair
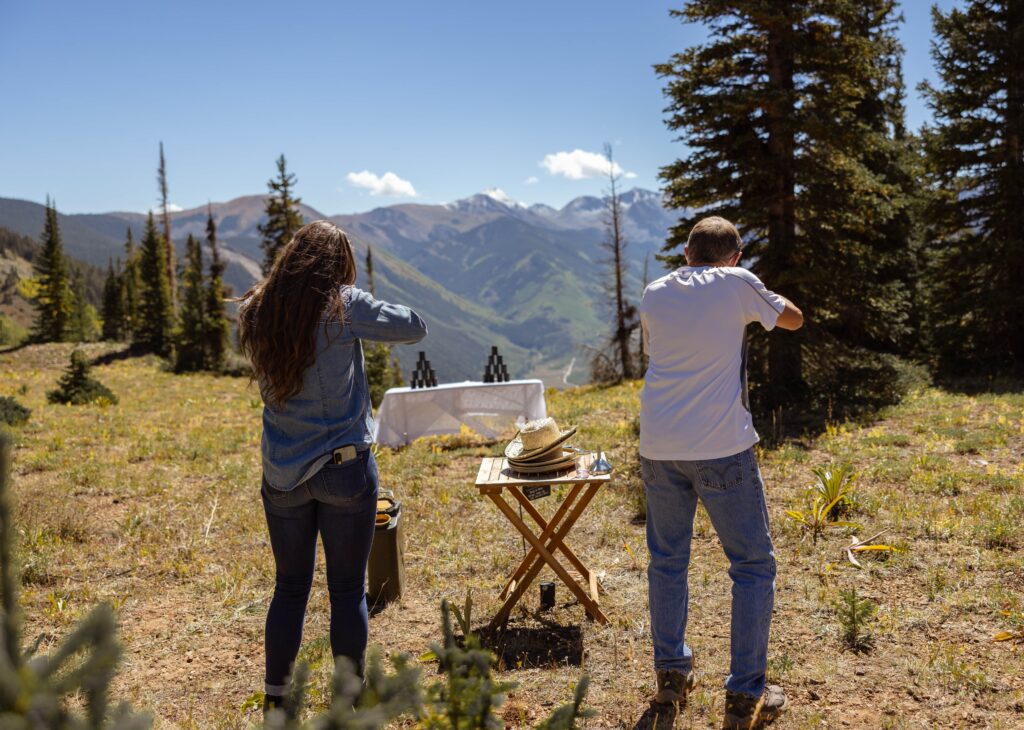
[237,220,426,714]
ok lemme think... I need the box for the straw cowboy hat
[505,417,577,461]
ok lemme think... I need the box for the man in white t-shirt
[639,216,803,730]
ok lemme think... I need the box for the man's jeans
[261,450,378,696]
[641,448,776,698]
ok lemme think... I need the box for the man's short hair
[686,217,742,264]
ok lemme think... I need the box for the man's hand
[775,297,804,331]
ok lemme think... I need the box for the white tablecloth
[373,380,547,447]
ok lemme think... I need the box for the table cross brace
[487,482,608,629]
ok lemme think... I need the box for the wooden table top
[475,453,612,490]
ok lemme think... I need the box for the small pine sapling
[47,349,118,405]
[0,396,31,427]
[833,587,877,652]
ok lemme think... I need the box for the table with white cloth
[373,380,547,447]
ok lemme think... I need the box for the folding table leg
[512,486,596,584]
[500,484,602,619]
[487,487,607,627]
[499,483,584,599]
[492,488,596,626]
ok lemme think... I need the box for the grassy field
[1,342,1022,728]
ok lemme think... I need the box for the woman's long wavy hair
[237,220,356,408]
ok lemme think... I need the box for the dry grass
[2,342,1023,728]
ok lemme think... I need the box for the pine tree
[202,207,231,371]
[134,212,175,356]
[800,1,917,358]
[47,349,118,405]
[920,0,1024,377]
[362,245,405,405]
[157,142,177,311]
[101,260,123,341]
[366,246,376,295]
[122,227,141,336]
[68,265,99,342]
[31,197,74,342]
[599,143,638,382]
[657,1,919,416]
[174,234,206,372]
[258,154,304,275]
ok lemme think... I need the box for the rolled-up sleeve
[346,287,428,344]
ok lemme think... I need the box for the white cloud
[540,149,634,180]
[166,203,184,212]
[524,175,539,185]
[345,170,418,198]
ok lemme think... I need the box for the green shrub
[0,313,28,347]
[265,600,595,728]
[0,396,30,426]
[47,349,118,405]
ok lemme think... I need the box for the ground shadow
[88,344,145,367]
[935,375,1024,396]
[631,701,680,730]
[476,621,583,670]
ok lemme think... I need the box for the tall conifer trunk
[763,9,803,406]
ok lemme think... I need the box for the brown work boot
[653,668,696,705]
[723,685,788,729]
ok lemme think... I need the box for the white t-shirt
[639,266,786,460]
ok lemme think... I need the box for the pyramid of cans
[483,346,510,383]
[409,351,438,388]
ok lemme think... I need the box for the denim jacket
[260,286,427,490]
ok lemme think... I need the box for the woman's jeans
[261,450,378,697]
[641,448,776,698]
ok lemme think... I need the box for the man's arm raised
[775,296,804,331]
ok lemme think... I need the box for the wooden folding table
[475,454,611,629]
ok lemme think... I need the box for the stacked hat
[504,418,577,474]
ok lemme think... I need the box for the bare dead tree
[600,143,638,381]
[157,141,177,310]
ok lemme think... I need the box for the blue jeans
[641,448,776,698]
[261,450,378,696]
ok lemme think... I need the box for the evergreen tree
[68,265,100,342]
[157,142,177,310]
[920,0,1024,376]
[47,350,118,405]
[202,207,231,371]
[258,154,304,275]
[362,245,405,405]
[657,1,919,416]
[174,234,206,372]
[31,198,73,342]
[101,260,122,341]
[599,143,639,382]
[366,246,376,295]
[122,227,141,336]
[133,212,175,356]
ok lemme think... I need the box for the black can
[539,581,556,610]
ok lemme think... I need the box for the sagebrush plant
[0,396,31,427]
[833,587,877,652]
[267,601,594,729]
[0,432,151,728]
[47,350,118,406]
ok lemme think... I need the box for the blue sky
[0,0,955,215]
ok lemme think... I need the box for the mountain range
[0,189,678,384]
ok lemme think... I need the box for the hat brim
[504,426,577,461]
[505,457,576,475]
